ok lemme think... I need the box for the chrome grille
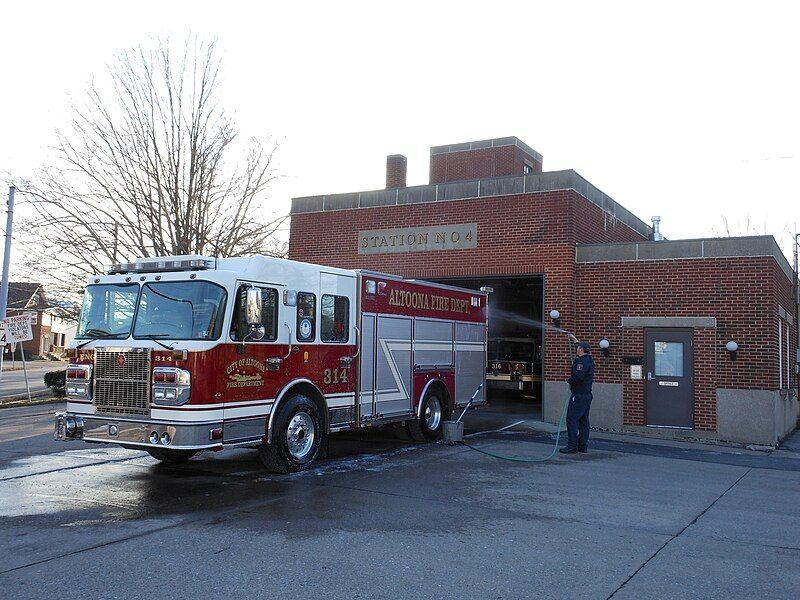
[93,349,151,415]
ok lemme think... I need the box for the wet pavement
[1,402,799,599]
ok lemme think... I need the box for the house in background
[3,282,77,358]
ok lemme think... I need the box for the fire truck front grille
[93,349,151,416]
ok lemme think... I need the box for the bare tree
[19,37,285,301]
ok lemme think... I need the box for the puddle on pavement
[0,433,428,520]
[0,446,142,482]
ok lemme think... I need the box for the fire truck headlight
[160,432,171,445]
[152,367,191,406]
[149,431,159,444]
[66,382,91,399]
[66,365,93,399]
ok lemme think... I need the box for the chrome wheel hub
[287,412,315,460]
[424,397,442,431]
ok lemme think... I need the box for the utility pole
[0,185,15,319]
[0,186,14,381]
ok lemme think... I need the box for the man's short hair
[577,341,590,352]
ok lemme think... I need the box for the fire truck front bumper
[54,413,224,451]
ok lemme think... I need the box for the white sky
[1,0,799,271]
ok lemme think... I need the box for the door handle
[647,372,654,381]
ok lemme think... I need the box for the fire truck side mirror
[245,287,263,326]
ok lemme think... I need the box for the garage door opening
[427,275,544,418]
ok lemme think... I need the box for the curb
[0,391,60,409]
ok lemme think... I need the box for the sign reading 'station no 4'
[2,314,34,342]
[359,223,478,255]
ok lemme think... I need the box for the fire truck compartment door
[456,322,487,406]
[375,315,413,418]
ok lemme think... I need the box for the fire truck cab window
[296,292,316,342]
[231,285,278,341]
[321,295,349,343]
[133,281,227,340]
[76,283,138,338]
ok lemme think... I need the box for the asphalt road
[1,403,799,599]
[0,361,63,397]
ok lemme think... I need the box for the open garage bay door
[427,275,544,415]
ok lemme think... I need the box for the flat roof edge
[429,136,543,163]
[576,236,794,281]
[290,170,652,238]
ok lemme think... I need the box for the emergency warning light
[107,255,215,274]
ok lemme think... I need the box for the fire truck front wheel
[408,388,446,442]
[260,395,324,473]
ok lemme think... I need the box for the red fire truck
[55,255,487,472]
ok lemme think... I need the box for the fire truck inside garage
[431,276,544,412]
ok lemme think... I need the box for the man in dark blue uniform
[560,340,595,454]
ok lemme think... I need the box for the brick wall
[290,189,648,386]
[290,186,796,433]
[429,145,543,184]
[385,155,407,189]
[574,256,796,430]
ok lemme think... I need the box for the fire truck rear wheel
[259,394,324,473]
[146,449,197,464]
[407,389,445,442]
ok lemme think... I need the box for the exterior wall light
[599,338,610,356]
[726,340,738,360]
[549,309,561,330]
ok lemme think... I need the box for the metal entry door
[645,329,694,428]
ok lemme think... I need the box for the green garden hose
[459,334,575,462]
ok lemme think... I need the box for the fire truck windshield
[133,281,227,341]
[76,281,227,342]
[76,283,139,339]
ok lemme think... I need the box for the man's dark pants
[566,393,592,451]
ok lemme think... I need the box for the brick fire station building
[289,137,799,446]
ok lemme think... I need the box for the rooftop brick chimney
[386,154,407,189]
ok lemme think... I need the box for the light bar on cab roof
[106,256,215,275]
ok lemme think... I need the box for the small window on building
[654,341,684,377]
[231,285,278,341]
[321,295,349,343]
[523,163,533,175]
[297,292,316,342]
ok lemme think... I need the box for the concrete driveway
[1,403,798,599]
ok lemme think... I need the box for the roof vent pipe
[651,216,663,241]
